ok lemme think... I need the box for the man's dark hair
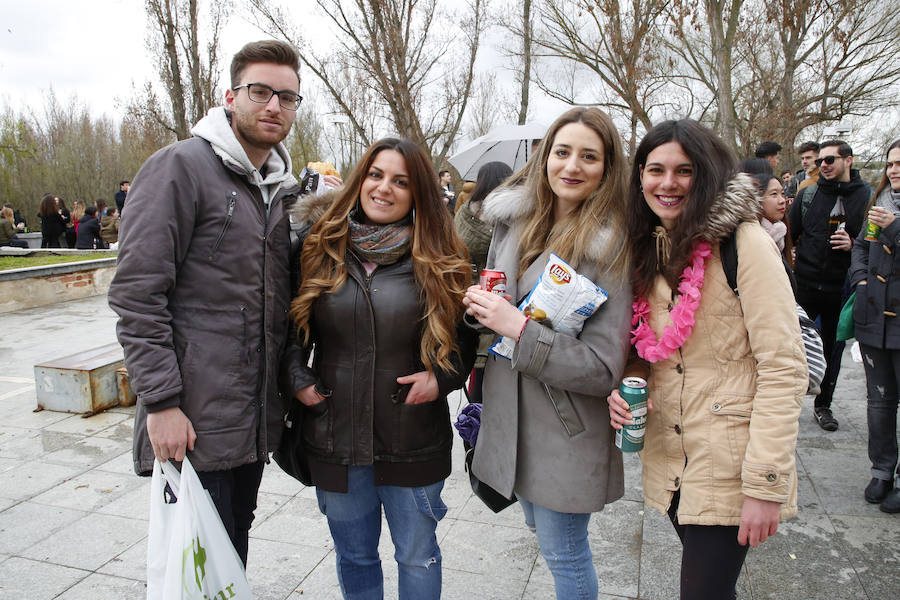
[438,170,450,177]
[85,206,98,217]
[820,139,852,157]
[797,141,820,154]
[230,40,300,88]
[739,157,773,175]
[119,180,130,188]
[755,141,782,158]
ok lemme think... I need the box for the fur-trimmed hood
[480,185,620,263]
[699,173,762,242]
[291,188,340,226]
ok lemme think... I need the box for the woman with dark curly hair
[38,194,66,248]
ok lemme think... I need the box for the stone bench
[34,343,125,414]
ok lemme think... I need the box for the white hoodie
[190,107,296,212]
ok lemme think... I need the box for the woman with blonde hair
[0,206,28,248]
[462,107,632,599]
[283,137,475,600]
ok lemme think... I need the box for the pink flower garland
[631,241,712,362]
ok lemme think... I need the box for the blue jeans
[316,466,446,600]
[519,498,598,600]
[860,344,900,482]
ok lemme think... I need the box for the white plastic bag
[147,456,253,600]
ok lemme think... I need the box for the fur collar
[700,173,762,242]
[480,185,618,262]
[291,188,340,226]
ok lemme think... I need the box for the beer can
[865,219,882,242]
[615,377,648,452]
[479,269,507,295]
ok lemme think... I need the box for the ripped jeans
[316,466,446,600]
[859,344,900,482]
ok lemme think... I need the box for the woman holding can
[462,107,632,600]
[282,137,475,600]
[849,139,900,512]
[607,119,806,600]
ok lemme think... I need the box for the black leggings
[667,492,750,600]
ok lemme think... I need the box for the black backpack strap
[720,227,798,299]
[720,230,739,295]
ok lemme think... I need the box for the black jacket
[39,211,66,246]
[789,169,870,292]
[849,188,900,349]
[115,190,127,213]
[75,215,103,249]
[282,248,476,492]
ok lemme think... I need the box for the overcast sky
[0,0,563,146]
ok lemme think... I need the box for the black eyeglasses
[814,155,842,167]
[233,83,302,111]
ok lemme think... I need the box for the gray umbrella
[448,122,548,181]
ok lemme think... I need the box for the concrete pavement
[0,294,898,599]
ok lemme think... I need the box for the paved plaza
[0,294,898,599]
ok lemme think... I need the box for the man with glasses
[789,140,870,432]
[109,40,312,568]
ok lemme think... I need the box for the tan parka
[633,176,807,526]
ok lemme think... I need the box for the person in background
[2,203,26,232]
[789,140,869,431]
[454,160,513,403]
[849,138,900,513]
[38,194,66,248]
[463,107,632,600]
[750,172,794,266]
[755,141,782,171]
[786,141,820,200]
[56,197,74,248]
[75,206,104,249]
[95,199,108,224]
[609,119,805,600]
[0,206,28,248]
[439,169,456,212]
[284,137,475,600]
[115,180,130,213]
[71,200,85,241]
[100,205,120,247]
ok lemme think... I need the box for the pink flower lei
[631,241,712,362]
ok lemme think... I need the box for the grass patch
[0,253,117,271]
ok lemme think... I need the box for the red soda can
[479,269,507,295]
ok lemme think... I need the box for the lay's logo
[549,264,571,284]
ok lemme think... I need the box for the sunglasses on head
[814,155,841,167]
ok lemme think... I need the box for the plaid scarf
[348,209,412,265]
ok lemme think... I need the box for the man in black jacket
[114,181,129,213]
[789,140,871,431]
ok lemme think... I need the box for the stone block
[34,342,124,414]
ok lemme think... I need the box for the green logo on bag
[183,536,208,592]
[181,536,238,599]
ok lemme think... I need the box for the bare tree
[664,0,743,146]
[247,0,487,166]
[127,0,230,140]
[532,0,670,151]
[465,72,518,138]
[496,0,535,124]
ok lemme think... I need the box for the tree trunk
[517,0,532,125]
